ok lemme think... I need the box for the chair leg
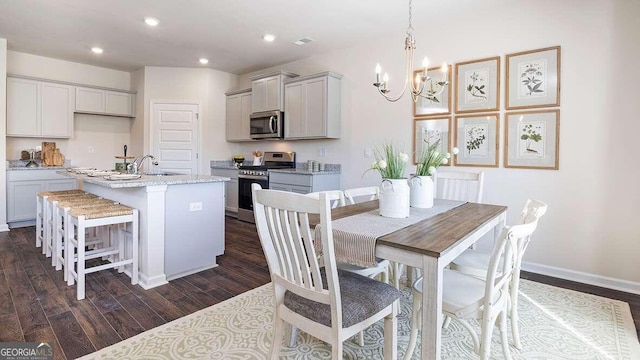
[403,289,422,360]
[332,338,343,360]
[499,311,513,360]
[383,302,398,360]
[357,331,365,346]
[510,275,522,349]
[270,317,284,360]
[442,315,451,329]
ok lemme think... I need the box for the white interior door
[151,101,200,174]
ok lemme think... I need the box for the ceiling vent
[293,37,314,46]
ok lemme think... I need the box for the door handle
[269,116,276,133]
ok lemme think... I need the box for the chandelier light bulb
[375,63,382,84]
[422,57,429,68]
[415,73,422,86]
[383,73,389,82]
[441,62,448,72]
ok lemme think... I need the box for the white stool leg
[36,194,45,248]
[76,216,86,300]
[54,206,65,271]
[66,218,76,286]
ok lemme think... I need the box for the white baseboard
[138,273,168,290]
[0,223,9,232]
[522,261,640,295]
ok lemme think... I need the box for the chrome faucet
[128,155,159,174]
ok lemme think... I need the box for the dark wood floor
[0,217,638,359]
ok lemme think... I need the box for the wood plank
[102,308,145,340]
[48,310,96,359]
[1,248,50,334]
[0,313,24,341]
[18,250,70,317]
[115,292,166,331]
[169,278,224,308]
[24,325,66,360]
[0,270,16,317]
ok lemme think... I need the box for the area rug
[79,280,640,359]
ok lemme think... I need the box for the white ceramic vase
[253,156,262,165]
[379,178,410,218]
[409,175,434,208]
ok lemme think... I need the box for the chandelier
[373,0,449,103]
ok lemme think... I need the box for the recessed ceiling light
[144,17,159,26]
[262,34,276,42]
[91,47,103,54]
[199,58,209,65]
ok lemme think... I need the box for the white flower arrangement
[365,143,409,179]
[415,139,459,176]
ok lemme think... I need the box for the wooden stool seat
[54,198,118,277]
[66,203,139,300]
[36,190,89,254]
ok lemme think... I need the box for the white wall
[141,66,238,174]
[0,39,8,231]
[6,51,133,170]
[234,0,640,291]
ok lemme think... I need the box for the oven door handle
[238,174,269,181]
[269,116,276,133]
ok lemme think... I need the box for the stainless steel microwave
[250,111,283,139]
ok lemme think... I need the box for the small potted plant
[411,139,459,208]
[364,143,410,218]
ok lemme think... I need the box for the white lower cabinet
[211,168,239,215]
[268,172,340,194]
[7,170,78,226]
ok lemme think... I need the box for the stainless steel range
[237,151,296,223]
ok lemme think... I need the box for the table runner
[315,199,466,267]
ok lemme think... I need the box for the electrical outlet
[189,202,202,211]
[88,146,95,153]
[317,148,326,157]
[364,148,372,158]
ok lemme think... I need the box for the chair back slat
[485,219,539,308]
[436,170,484,203]
[253,184,338,307]
[306,190,346,208]
[344,186,379,205]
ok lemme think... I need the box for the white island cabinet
[59,172,230,288]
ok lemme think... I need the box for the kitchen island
[59,171,230,288]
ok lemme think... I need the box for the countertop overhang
[58,171,229,188]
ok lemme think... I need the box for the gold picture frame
[454,113,500,167]
[504,109,560,169]
[455,56,500,114]
[506,46,561,110]
[413,65,452,117]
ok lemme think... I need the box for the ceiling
[0,0,462,75]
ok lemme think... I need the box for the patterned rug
[79,280,640,359]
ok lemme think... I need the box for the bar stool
[54,197,118,278]
[45,193,99,259]
[36,190,84,250]
[66,204,139,300]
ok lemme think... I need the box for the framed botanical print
[455,56,500,113]
[505,110,560,169]
[413,64,452,117]
[454,114,500,167]
[506,46,561,109]
[413,117,451,165]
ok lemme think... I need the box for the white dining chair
[403,217,541,360]
[344,186,379,205]
[305,190,346,208]
[252,184,400,359]
[435,170,485,203]
[450,199,548,349]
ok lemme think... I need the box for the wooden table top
[310,200,507,258]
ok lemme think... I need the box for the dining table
[309,199,508,360]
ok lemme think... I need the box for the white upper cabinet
[284,72,342,140]
[251,70,298,113]
[76,86,135,117]
[226,89,252,142]
[7,77,74,138]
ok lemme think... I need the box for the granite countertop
[269,168,341,175]
[7,159,71,170]
[58,171,229,189]
[210,160,241,170]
